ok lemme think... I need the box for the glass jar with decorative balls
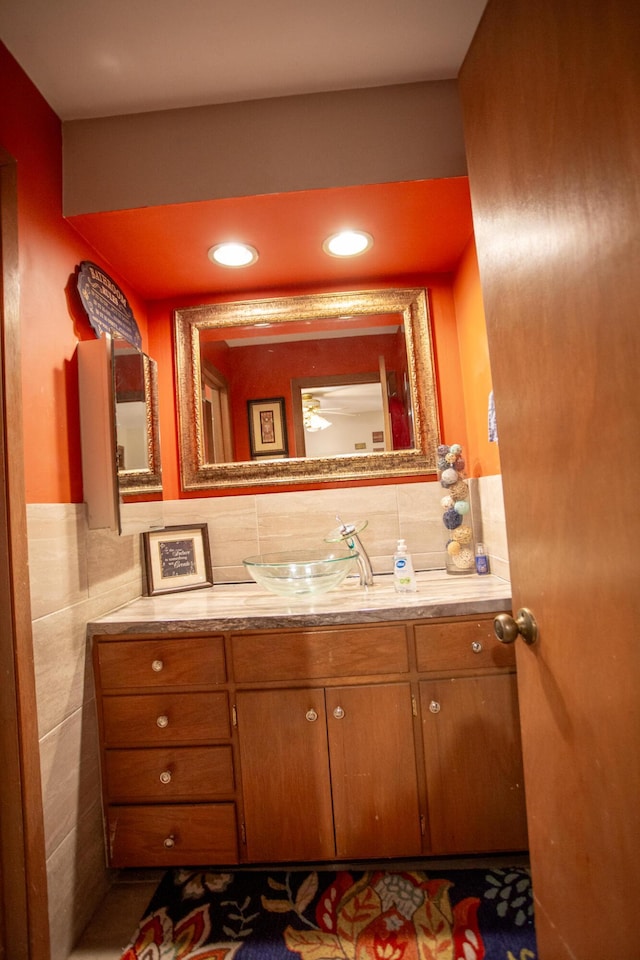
[436,442,476,575]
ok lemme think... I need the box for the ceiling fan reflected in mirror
[301,394,332,432]
[302,382,385,431]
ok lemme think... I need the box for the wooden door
[326,683,422,859]
[420,675,527,854]
[236,688,335,862]
[459,2,640,956]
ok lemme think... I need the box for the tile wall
[27,505,143,960]
[28,476,509,959]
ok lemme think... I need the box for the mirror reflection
[299,383,388,457]
[175,287,440,489]
[113,338,163,495]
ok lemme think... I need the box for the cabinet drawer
[95,636,226,690]
[233,624,409,682]
[415,618,515,673]
[107,803,239,866]
[101,692,230,745]
[105,746,234,801]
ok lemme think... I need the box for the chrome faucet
[327,517,374,587]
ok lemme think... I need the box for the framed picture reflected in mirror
[247,397,288,459]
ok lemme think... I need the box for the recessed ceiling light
[208,242,259,268]
[322,230,373,258]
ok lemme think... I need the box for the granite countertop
[88,570,511,636]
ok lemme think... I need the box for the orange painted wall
[1,40,498,506]
[453,235,501,477]
[0,40,150,504]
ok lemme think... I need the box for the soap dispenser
[393,539,417,593]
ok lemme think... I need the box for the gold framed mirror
[174,287,440,490]
[113,339,163,495]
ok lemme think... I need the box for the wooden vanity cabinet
[92,612,527,868]
[93,634,240,867]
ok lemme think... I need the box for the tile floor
[67,870,163,960]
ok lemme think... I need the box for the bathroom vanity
[89,572,528,867]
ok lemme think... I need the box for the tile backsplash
[121,476,510,584]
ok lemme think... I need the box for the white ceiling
[0,0,487,120]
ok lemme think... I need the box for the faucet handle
[325,518,368,543]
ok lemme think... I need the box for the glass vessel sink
[243,549,357,598]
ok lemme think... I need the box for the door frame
[0,146,50,959]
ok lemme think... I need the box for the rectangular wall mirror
[113,338,163,496]
[174,287,440,489]
[78,335,163,534]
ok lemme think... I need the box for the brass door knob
[494,608,538,645]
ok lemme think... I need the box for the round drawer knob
[163,835,175,849]
[159,771,172,784]
[471,641,483,653]
[429,700,441,714]
[151,659,164,672]
[305,709,318,722]
[156,714,169,728]
[333,706,345,720]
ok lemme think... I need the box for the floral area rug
[120,866,537,960]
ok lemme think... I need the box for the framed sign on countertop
[142,524,213,596]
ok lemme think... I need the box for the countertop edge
[87,593,512,637]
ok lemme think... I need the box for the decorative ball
[454,499,470,515]
[449,443,462,455]
[437,457,449,471]
[454,457,466,472]
[447,540,461,556]
[441,468,458,487]
[445,452,458,464]
[452,524,473,544]
[453,547,474,569]
[437,444,450,457]
[443,507,463,530]
[441,495,454,510]
[450,479,469,500]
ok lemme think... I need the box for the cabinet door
[236,688,335,862]
[420,674,528,854]
[326,683,422,859]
